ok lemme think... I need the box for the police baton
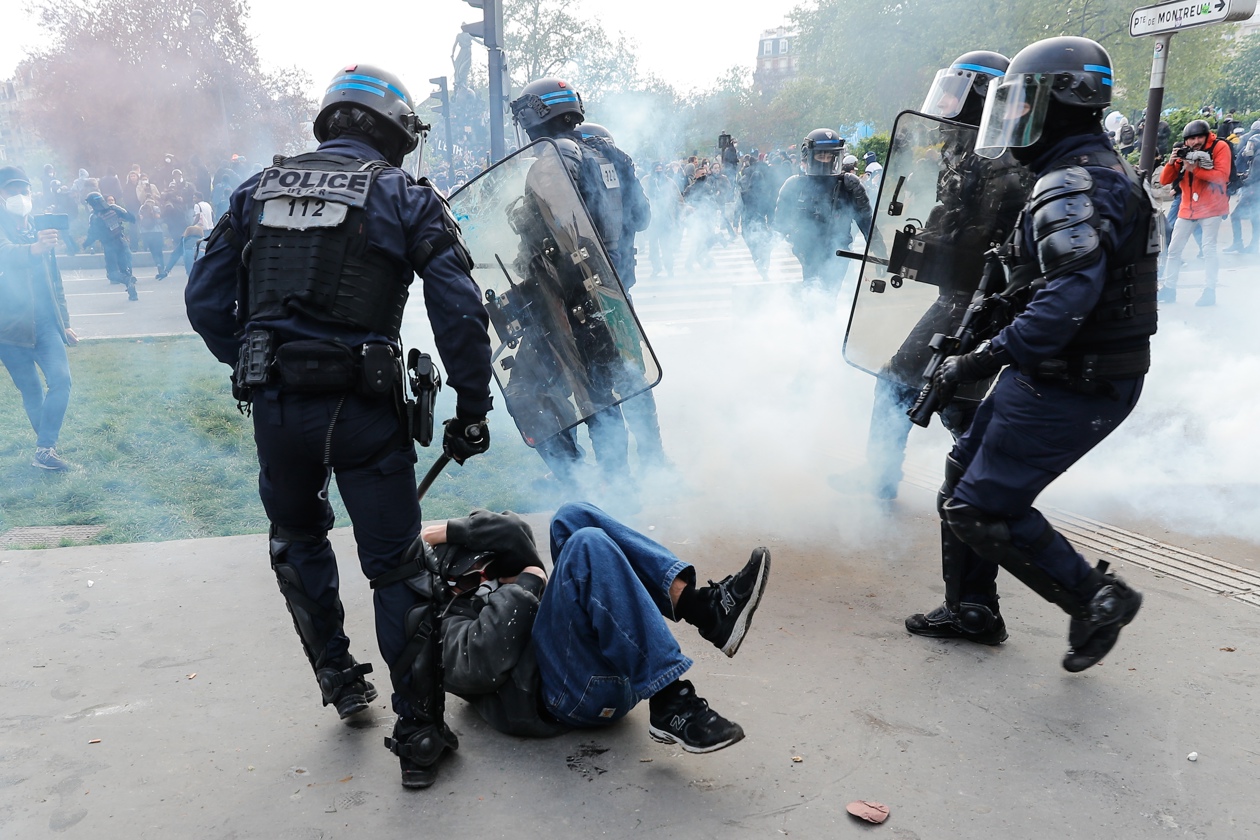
[416,422,486,502]
[416,454,451,503]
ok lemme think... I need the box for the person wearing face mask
[0,166,77,472]
[906,37,1157,671]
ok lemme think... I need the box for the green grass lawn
[0,336,546,545]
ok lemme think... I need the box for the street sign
[1131,0,1257,37]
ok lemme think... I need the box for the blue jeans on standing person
[0,316,72,449]
[532,502,693,727]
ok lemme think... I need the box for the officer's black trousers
[252,390,423,718]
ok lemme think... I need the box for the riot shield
[449,139,662,447]
[843,110,1032,393]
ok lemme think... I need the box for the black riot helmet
[802,128,845,177]
[921,50,1009,125]
[579,123,614,142]
[1182,119,1211,140]
[84,191,108,211]
[976,36,1112,158]
[510,77,585,140]
[313,64,423,166]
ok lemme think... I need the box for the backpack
[1216,138,1245,195]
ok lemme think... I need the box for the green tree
[788,0,1238,130]
[20,0,313,173]
[1216,33,1260,111]
[502,0,641,103]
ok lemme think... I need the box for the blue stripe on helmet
[327,82,387,98]
[332,73,407,101]
[1101,78,1112,86]
[953,62,1003,76]
[539,91,579,103]
[1084,64,1112,76]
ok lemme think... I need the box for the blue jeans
[0,318,72,449]
[533,502,693,727]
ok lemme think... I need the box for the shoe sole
[905,618,1007,645]
[720,548,771,658]
[32,461,69,472]
[648,725,745,754]
[336,684,379,719]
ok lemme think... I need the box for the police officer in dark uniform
[904,37,1156,671]
[509,78,666,493]
[774,128,874,293]
[185,64,493,787]
[851,51,1027,501]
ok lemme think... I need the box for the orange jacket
[1160,131,1232,218]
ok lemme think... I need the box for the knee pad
[943,499,1085,616]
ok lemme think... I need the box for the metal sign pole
[1139,32,1173,176]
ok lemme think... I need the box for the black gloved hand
[932,340,1005,405]
[442,415,489,465]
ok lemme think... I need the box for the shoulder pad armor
[1030,165,1093,206]
[1036,223,1099,277]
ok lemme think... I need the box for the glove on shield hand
[442,415,489,465]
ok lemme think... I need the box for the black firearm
[906,247,1009,428]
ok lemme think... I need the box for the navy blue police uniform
[185,133,492,726]
[939,130,1157,660]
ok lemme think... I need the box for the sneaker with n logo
[692,548,770,657]
[648,680,744,754]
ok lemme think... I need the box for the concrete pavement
[1,492,1258,839]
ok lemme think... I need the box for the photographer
[432,503,770,754]
[0,166,77,471]
[83,192,138,301]
[1158,120,1232,306]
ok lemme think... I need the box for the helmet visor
[805,148,841,176]
[921,69,980,119]
[975,73,1052,159]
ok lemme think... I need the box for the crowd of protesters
[30,152,259,280]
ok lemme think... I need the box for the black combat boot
[1062,561,1142,673]
[316,654,377,719]
[905,601,1008,645]
[385,717,457,789]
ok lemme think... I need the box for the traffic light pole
[429,76,456,176]
[463,0,507,164]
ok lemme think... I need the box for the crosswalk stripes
[628,232,804,326]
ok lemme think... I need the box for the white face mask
[4,193,32,217]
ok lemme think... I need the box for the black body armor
[247,153,411,339]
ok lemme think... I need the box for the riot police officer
[846,50,1026,502]
[509,78,666,496]
[774,128,874,293]
[185,64,493,787]
[905,37,1155,671]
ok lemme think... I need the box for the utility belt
[232,331,400,400]
[232,330,441,448]
[1019,347,1150,397]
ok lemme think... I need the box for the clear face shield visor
[805,148,841,176]
[975,73,1052,159]
[920,69,982,120]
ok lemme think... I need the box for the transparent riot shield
[449,138,662,447]
[843,111,1032,394]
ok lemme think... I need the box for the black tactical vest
[1022,148,1159,360]
[247,153,410,339]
